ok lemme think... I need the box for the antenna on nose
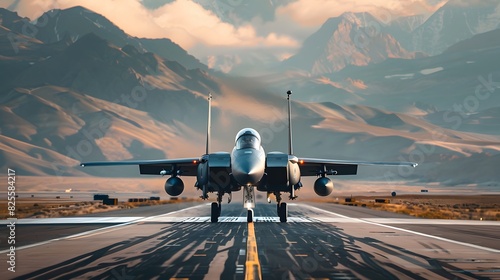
[287,90,293,155]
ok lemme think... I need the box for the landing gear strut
[274,192,287,222]
[244,185,256,223]
[210,192,224,223]
[247,209,254,223]
[211,202,220,223]
[278,202,287,223]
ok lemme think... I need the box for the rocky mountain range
[282,0,500,75]
[402,0,500,55]
[33,6,206,71]
[164,1,500,78]
[283,12,417,75]
[1,4,499,190]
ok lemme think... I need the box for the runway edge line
[245,222,262,280]
[0,203,208,254]
[302,203,500,254]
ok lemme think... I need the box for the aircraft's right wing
[80,158,200,176]
[297,158,417,176]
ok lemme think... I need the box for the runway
[1,202,499,279]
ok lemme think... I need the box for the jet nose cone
[244,165,262,178]
[233,161,264,186]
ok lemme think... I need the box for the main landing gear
[210,192,226,223]
[277,202,288,223]
[277,203,287,222]
[274,192,288,222]
[211,202,221,223]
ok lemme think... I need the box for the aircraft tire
[279,202,287,223]
[211,202,219,222]
[247,209,254,223]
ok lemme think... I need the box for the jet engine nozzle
[165,176,184,196]
[314,177,334,196]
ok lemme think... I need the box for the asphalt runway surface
[1,202,499,279]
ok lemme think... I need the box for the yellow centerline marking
[245,222,262,280]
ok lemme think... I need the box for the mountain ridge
[31,6,208,71]
[283,12,416,75]
[404,0,500,55]
[1,5,499,189]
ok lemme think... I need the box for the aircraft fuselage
[231,128,266,186]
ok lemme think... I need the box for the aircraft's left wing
[80,158,200,176]
[297,158,417,176]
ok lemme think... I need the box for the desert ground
[320,194,500,220]
[0,197,201,219]
[2,193,498,221]
[1,176,498,220]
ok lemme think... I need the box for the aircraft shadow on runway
[12,221,490,279]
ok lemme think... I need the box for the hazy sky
[2,0,448,59]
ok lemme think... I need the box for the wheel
[279,202,287,223]
[247,209,254,223]
[211,202,219,223]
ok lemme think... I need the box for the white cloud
[0,0,448,68]
[0,0,169,38]
[448,0,500,7]
[1,0,298,51]
[277,0,446,27]
[62,0,168,39]
[151,0,298,49]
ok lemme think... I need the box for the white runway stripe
[362,218,500,225]
[1,216,499,225]
[0,217,145,224]
[0,216,315,224]
[144,216,316,223]
[301,204,500,253]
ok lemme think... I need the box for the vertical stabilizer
[287,90,293,155]
[206,93,212,155]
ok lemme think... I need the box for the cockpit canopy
[235,128,261,150]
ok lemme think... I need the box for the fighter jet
[81,91,417,222]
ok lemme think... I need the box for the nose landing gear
[247,209,254,223]
[244,185,256,223]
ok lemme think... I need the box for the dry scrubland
[322,195,500,220]
[0,198,201,219]
[1,195,499,221]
